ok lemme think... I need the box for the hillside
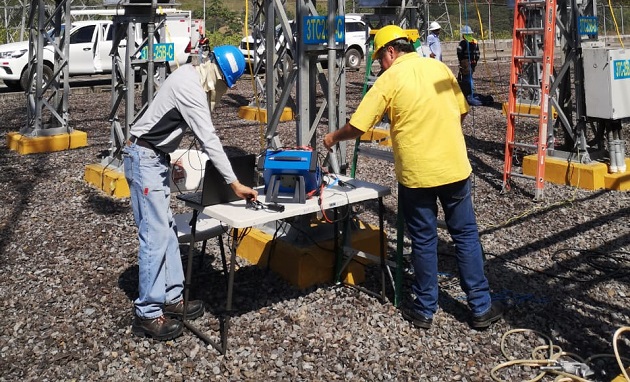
[176,0,628,43]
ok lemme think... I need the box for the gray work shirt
[130,64,237,184]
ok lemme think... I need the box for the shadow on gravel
[118,264,139,301]
[116,245,313,316]
[0,151,52,265]
[480,199,630,377]
[224,93,250,109]
[86,192,129,215]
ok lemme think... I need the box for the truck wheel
[345,48,362,70]
[20,64,53,92]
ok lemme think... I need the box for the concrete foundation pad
[84,163,130,198]
[604,159,630,190]
[360,129,391,147]
[238,106,294,122]
[522,155,630,190]
[236,220,383,289]
[7,131,88,154]
[501,102,557,118]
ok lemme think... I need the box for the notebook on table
[176,154,256,206]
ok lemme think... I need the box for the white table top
[184,176,391,228]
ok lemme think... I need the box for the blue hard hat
[212,45,245,88]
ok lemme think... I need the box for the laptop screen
[193,154,257,206]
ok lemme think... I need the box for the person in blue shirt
[426,21,442,61]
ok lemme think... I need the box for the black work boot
[401,309,433,330]
[164,299,204,320]
[132,315,183,341]
[470,301,504,330]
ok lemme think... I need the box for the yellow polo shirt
[350,53,471,188]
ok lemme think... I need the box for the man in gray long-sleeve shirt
[123,45,257,341]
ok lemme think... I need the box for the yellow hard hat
[372,25,408,60]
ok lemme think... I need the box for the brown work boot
[131,315,183,341]
[164,299,204,320]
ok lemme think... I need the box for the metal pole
[4,2,7,44]
[20,0,26,42]
[458,1,462,33]
[147,16,155,104]
[622,5,624,35]
[327,0,337,164]
[602,4,607,39]
[487,1,491,40]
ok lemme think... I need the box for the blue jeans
[399,178,491,318]
[123,143,184,319]
[458,72,474,98]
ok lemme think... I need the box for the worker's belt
[128,135,158,152]
[128,136,169,161]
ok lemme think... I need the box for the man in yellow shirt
[323,25,503,330]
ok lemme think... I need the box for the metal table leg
[182,209,232,354]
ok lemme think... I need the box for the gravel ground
[1,61,630,381]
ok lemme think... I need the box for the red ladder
[503,0,557,200]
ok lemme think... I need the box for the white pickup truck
[0,13,192,91]
[239,14,369,71]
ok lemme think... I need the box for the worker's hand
[323,133,335,151]
[430,53,436,58]
[231,181,258,201]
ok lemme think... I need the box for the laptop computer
[176,154,257,206]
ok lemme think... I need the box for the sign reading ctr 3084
[303,16,345,45]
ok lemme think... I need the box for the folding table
[180,175,391,354]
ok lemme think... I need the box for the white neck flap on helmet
[195,61,228,111]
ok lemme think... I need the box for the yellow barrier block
[7,131,87,154]
[84,163,130,198]
[238,106,294,122]
[523,155,608,190]
[611,367,630,382]
[501,102,558,118]
[604,158,630,191]
[360,129,392,147]
[236,221,383,289]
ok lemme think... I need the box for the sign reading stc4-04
[577,16,598,37]
[613,60,630,80]
[303,16,345,45]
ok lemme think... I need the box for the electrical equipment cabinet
[583,47,630,120]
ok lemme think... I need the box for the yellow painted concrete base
[84,163,130,198]
[604,159,630,190]
[501,102,558,118]
[7,131,88,154]
[611,367,630,382]
[360,128,392,147]
[236,220,383,289]
[523,155,630,191]
[238,106,294,122]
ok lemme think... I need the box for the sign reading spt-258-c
[140,43,175,61]
[303,16,345,45]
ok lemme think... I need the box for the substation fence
[0,3,104,44]
[2,2,629,44]
[423,2,630,42]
